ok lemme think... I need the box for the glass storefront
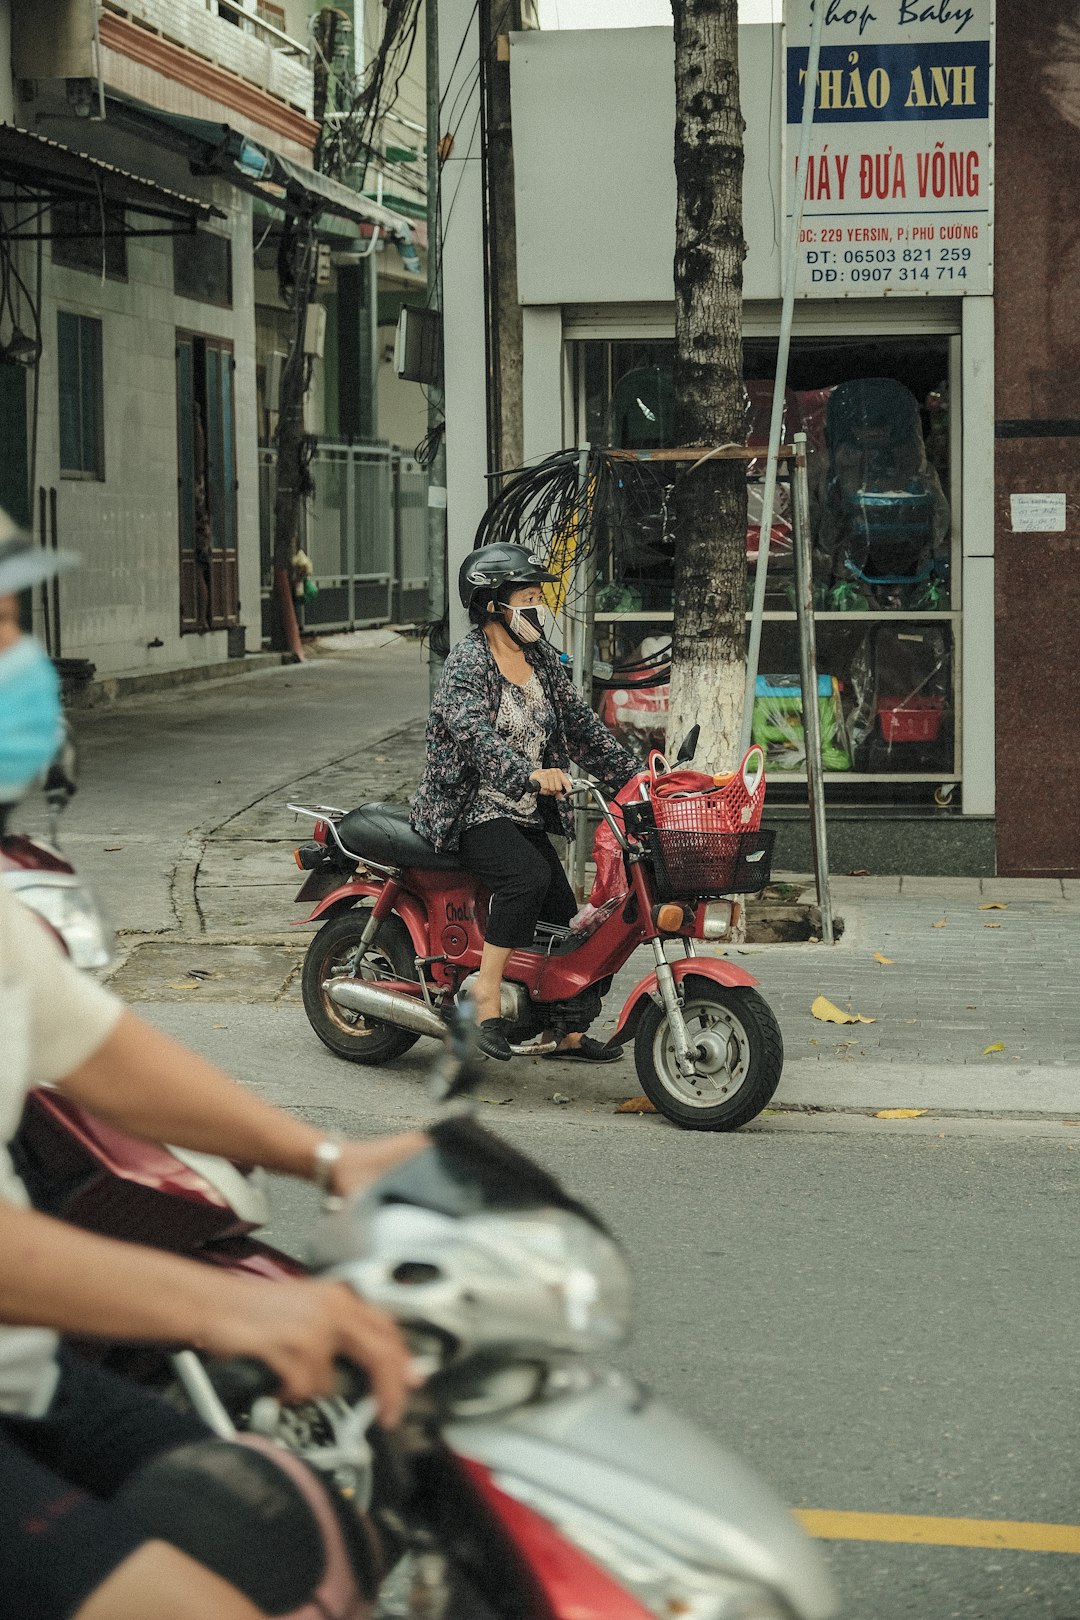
[574,333,961,807]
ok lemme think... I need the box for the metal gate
[259,443,429,634]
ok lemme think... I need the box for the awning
[103,98,417,244]
[0,122,225,234]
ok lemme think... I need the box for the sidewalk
[36,639,1080,1120]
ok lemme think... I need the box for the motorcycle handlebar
[205,1355,372,1410]
[566,779,633,851]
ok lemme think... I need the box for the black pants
[0,1347,210,1620]
[459,818,577,949]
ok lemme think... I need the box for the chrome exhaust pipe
[324,979,446,1040]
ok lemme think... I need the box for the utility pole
[269,214,316,658]
[481,0,524,477]
[426,0,448,690]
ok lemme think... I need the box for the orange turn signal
[294,848,304,869]
[655,902,687,933]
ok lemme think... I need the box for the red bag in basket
[580,770,649,917]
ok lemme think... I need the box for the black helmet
[458,543,558,615]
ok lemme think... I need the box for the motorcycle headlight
[495,1478,796,1620]
[485,1208,633,1351]
[6,876,114,970]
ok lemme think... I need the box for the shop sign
[783,0,994,297]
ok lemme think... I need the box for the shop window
[51,200,127,281]
[576,333,958,803]
[173,230,233,309]
[57,311,104,481]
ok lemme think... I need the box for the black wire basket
[623,803,776,900]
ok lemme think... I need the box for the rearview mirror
[675,725,700,764]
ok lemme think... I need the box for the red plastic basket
[648,745,766,836]
[878,696,944,745]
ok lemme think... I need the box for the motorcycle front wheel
[302,909,421,1064]
[634,981,783,1131]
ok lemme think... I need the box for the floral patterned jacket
[410,630,639,852]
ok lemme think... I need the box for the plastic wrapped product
[751,674,852,772]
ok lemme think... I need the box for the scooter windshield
[372,1116,613,1235]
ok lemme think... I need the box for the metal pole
[791,432,833,944]
[425,0,448,692]
[739,0,827,754]
[571,442,594,900]
[346,447,356,628]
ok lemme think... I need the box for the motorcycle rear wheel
[634,981,783,1131]
[302,909,421,1064]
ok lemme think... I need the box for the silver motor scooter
[172,1020,838,1620]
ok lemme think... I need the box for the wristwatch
[312,1135,345,1195]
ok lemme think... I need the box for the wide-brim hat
[0,511,79,595]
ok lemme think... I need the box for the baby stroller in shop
[817,378,951,611]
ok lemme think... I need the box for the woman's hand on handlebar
[530,767,574,797]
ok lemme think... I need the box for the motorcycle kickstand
[649,942,701,1079]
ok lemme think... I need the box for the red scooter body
[291,773,784,1132]
[298,856,757,1010]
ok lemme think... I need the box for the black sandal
[476,1017,513,1061]
[543,1035,623,1064]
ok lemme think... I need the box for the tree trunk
[668,0,746,773]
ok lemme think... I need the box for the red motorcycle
[292,736,784,1131]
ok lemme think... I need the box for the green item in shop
[751,675,852,771]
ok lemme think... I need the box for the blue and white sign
[783,0,994,296]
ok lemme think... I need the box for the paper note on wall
[1010,494,1067,533]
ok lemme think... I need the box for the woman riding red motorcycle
[410,544,639,1063]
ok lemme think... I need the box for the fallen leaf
[811,995,876,1026]
[212,1024,228,1030]
[849,868,871,877]
[876,1108,929,1119]
[965,1004,977,1010]
[984,923,1002,930]
[615,1096,657,1114]
[551,1093,571,1105]
[979,902,1008,910]
[983,1042,1005,1055]
[873,952,894,966]
[187,969,213,980]
[103,845,122,852]
[932,919,947,928]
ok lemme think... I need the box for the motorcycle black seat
[335,802,459,871]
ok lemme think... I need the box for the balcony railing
[101,0,313,117]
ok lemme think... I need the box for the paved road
[143,998,1080,1620]
[46,640,429,934]
[25,643,1080,1617]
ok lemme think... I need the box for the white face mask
[504,603,547,645]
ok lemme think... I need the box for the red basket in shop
[878,696,945,745]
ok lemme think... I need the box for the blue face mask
[0,636,63,802]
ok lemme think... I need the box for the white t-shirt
[0,883,123,1414]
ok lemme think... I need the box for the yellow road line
[795,1510,1080,1555]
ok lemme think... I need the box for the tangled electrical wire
[315,0,424,190]
[414,421,445,470]
[470,449,681,691]
[473,448,678,618]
